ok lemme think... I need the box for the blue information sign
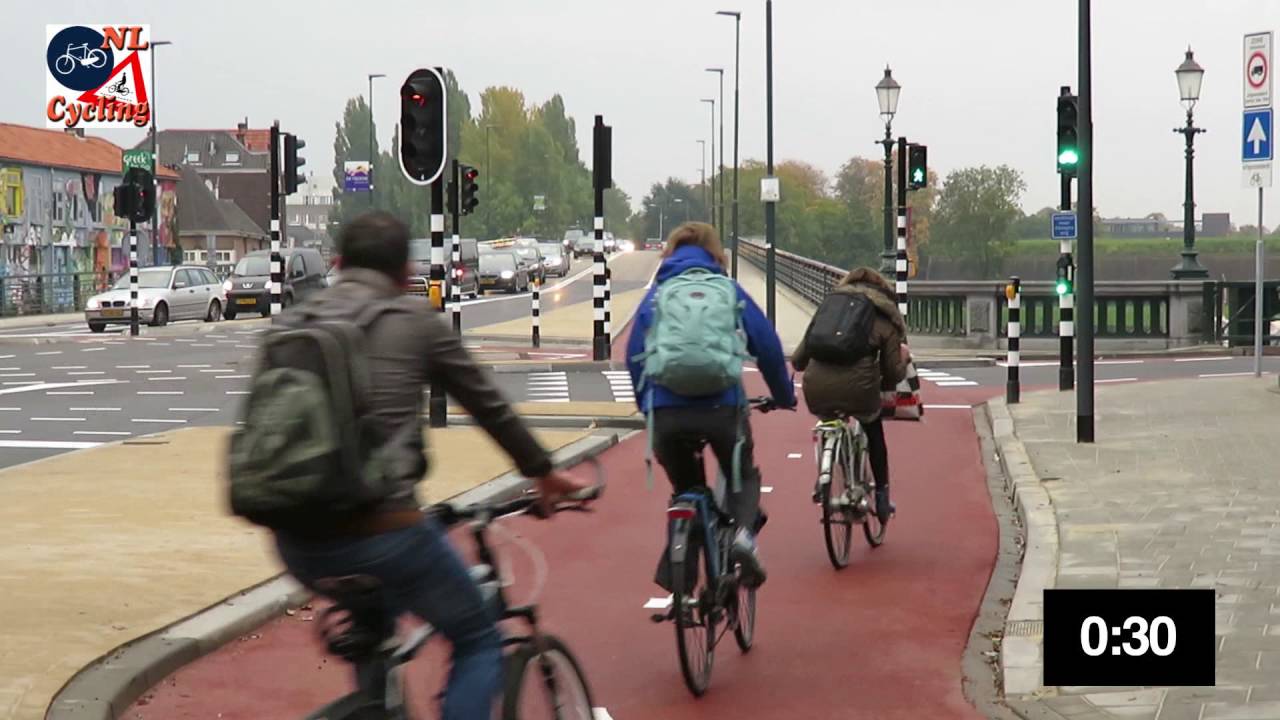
[1051,211,1078,240]
[1243,108,1273,162]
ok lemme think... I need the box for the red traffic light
[464,168,479,182]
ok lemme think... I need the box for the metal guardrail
[0,272,118,317]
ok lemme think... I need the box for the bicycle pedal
[649,613,670,624]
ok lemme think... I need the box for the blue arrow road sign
[1051,211,1077,240]
[1243,108,1273,162]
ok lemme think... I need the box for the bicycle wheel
[501,634,595,720]
[821,435,854,569]
[732,580,756,652]
[673,545,715,697]
[860,444,887,547]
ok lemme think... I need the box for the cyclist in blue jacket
[627,222,796,587]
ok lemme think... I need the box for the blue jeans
[275,518,503,720]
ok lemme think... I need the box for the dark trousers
[652,405,761,531]
[863,418,890,494]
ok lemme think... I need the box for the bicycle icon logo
[53,43,108,76]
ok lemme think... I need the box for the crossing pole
[592,115,612,361]
[1006,277,1022,404]
[428,173,447,428]
[1059,171,1075,391]
[269,121,282,318]
[128,218,139,336]
[896,136,909,317]
[531,280,541,348]
[450,159,462,334]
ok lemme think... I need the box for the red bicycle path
[129,376,1002,720]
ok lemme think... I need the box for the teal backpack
[635,268,750,487]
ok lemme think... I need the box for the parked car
[221,247,327,319]
[477,251,529,294]
[407,237,480,300]
[538,242,570,278]
[85,265,225,331]
[511,238,546,285]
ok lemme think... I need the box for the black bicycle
[650,397,781,697]
[302,469,604,720]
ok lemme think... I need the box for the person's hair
[337,211,410,279]
[662,222,727,268]
[839,266,894,295]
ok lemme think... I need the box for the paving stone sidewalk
[1005,376,1280,720]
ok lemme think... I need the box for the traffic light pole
[429,176,447,428]
[129,218,139,337]
[450,159,461,334]
[1059,174,1074,391]
[269,122,282,318]
[1076,0,1095,443]
[895,137,909,318]
[764,0,777,326]
[592,116,611,362]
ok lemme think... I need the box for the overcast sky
[13,0,1280,227]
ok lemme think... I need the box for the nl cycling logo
[45,24,152,130]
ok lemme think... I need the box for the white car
[84,265,226,332]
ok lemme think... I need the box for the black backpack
[803,292,877,364]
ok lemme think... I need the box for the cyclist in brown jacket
[791,267,910,522]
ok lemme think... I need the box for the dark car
[222,247,327,319]
[572,235,596,259]
[407,237,480,301]
[477,251,528,294]
[563,229,585,251]
[511,238,545,284]
[538,242,569,278]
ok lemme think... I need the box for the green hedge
[1013,236,1280,257]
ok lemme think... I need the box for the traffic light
[460,164,479,215]
[399,68,448,185]
[1056,88,1079,176]
[907,144,927,190]
[113,167,154,224]
[284,133,306,195]
[1055,254,1074,296]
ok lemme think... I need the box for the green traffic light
[1056,280,1070,295]
[912,169,925,184]
[1057,148,1079,166]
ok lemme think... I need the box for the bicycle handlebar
[429,457,606,526]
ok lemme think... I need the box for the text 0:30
[1081,616,1176,657]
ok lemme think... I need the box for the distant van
[409,237,480,299]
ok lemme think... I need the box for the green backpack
[639,268,747,397]
[227,303,396,531]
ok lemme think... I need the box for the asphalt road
[917,355,1278,389]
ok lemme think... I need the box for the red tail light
[666,506,696,521]
[453,268,463,278]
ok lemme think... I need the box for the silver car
[85,265,227,332]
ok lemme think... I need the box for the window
[0,169,22,217]
[53,192,66,222]
[183,250,202,263]
[186,150,201,164]
[224,151,240,164]
[290,256,305,278]
[200,269,218,285]
[216,250,232,263]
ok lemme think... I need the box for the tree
[930,165,1027,277]
[331,96,378,228]
[1014,206,1058,240]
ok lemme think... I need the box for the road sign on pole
[1052,211,1078,240]
[1245,32,1273,109]
[1243,108,1273,162]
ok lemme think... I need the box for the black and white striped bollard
[895,136,909,317]
[128,219,139,336]
[1006,276,1021,404]
[604,266,612,348]
[269,123,283,318]
[531,279,541,348]
[450,234,462,334]
[592,217,607,360]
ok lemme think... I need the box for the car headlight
[86,298,100,310]
[500,270,515,279]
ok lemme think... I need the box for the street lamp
[716,9,742,278]
[149,40,172,265]
[875,65,901,275]
[367,73,385,208]
[484,123,497,236]
[706,68,725,235]
[673,197,689,223]
[697,140,707,213]
[1172,47,1208,279]
[700,98,716,224]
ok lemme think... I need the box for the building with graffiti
[0,123,180,285]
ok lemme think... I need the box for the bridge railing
[0,271,119,318]
[737,238,1212,347]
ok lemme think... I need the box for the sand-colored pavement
[0,424,590,720]
[733,254,816,353]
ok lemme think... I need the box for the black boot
[875,485,895,523]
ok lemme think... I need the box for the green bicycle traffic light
[1056,88,1079,176]
[1055,254,1074,295]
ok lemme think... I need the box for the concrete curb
[485,360,626,374]
[45,429,623,720]
[447,413,645,430]
[986,397,1058,700]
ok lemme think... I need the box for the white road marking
[0,380,122,395]
[0,355,12,359]
[924,404,973,410]
[593,708,614,720]
[135,369,172,374]
[51,366,86,370]
[3,381,41,386]
[0,430,19,434]
[236,344,256,349]
[0,407,19,411]
[117,365,150,369]
[74,431,131,437]
[787,453,803,459]
[148,376,188,382]
[761,486,774,493]
[132,418,187,424]
[218,374,250,380]
[175,339,197,343]
[70,407,120,411]
[32,417,85,422]
[179,364,211,368]
[1199,371,1266,379]
[1097,377,1138,384]
[226,390,250,396]
[81,347,105,352]
[67,371,105,376]
[0,439,99,449]
[1175,356,1232,363]
[47,391,93,396]
[936,380,979,387]
[643,595,673,610]
[192,344,214,348]
[138,391,183,396]
[168,407,219,412]
[1097,360,1144,366]
[0,373,36,378]
[35,351,63,356]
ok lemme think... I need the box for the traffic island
[3,424,601,720]
[990,376,1280,719]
